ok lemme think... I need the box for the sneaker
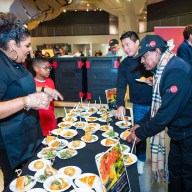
[137,160,144,175]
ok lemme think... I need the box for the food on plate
[98,106,107,114]
[59,148,77,159]
[64,167,76,176]
[65,117,75,122]
[16,175,34,190]
[88,107,97,113]
[50,178,68,190]
[41,147,56,159]
[85,126,96,132]
[119,122,129,127]
[50,140,66,148]
[34,161,44,170]
[74,122,86,127]
[105,139,117,146]
[126,155,133,163]
[122,130,131,140]
[79,175,95,188]
[44,165,57,176]
[45,136,56,143]
[100,125,111,131]
[146,76,153,81]
[105,130,115,137]
[139,76,146,81]
[83,132,97,142]
[59,122,71,128]
[63,131,74,137]
[72,140,81,147]
[53,128,63,134]
[86,117,97,121]
[51,141,60,148]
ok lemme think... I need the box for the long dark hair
[0,13,30,51]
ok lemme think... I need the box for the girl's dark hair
[120,31,139,42]
[0,13,30,51]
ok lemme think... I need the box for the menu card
[95,143,131,192]
[105,88,117,110]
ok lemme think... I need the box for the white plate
[81,135,98,143]
[28,188,47,192]
[48,139,68,150]
[62,117,77,123]
[100,138,118,147]
[80,112,92,118]
[120,130,132,140]
[60,129,78,139]
[68,140,86,150]
[57,148,78,159]
[43,174,71,192]
[99,125,113,132]
[28,159,51,172]
[124,153,137,166]
[73,121,87,129]
[74,173,101,189]
[87,107,98,114]
[98,117,112,123]
[135,78,148,83]
[85,117,98,122]
[9,175,36,192]
[51,128,64,136]
[42,136,57,145]
[84,123,100,133]
[37,147,57,160]
[58,166,82,179]
[100,113,113,118]
[102,131,119,138]
[34,169,52,183]
[120,144,130,155]
[115,121,132,129]
[58,122,73,129]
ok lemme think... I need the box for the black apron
[0,52,43,169]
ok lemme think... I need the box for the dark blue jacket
[136,56,192,141]
[116,56,152,107]
[177,40,192,65]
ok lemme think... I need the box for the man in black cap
[127,34,192,192]
[106,38,126,61]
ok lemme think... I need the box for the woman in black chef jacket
[0,13,63,188]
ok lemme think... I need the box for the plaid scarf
[150,50,174,183]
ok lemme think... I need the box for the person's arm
[177,45,192,65]
[135,69,191,140]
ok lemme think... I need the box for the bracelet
[22,97,30,111]
[41,86,45,92]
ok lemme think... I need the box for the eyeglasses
[38,66,52,71]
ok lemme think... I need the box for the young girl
[32,57,63,136]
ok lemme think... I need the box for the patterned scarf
[150,49,174,183]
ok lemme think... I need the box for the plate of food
[37,147,57,160]
[34,165,57,183]
[51,128,64,135]
[98,116,112,123]
[102,130,119,138]
[115,121,132,129]
[57,148,78,159]
[58,122,72,129]
[120,144,130,155]
[73,121,87,129]
[60,129,78,139]
[68,140,86,150]
[87,107,98,114]
[42,135,56,145]
[85,116,98,122]
[58,166,82,179]
[124,153,137,166]
[48,139,68,150]
[97,106,108,114]
[120,130,132,140]
[28,159,51,172]
[9,175,36,192]
[84,123,100,133]
[43,174,71,192]
[74,173,101,189]
[81,132,98,143]
[99,125,113,132]
[100,138,118,147]
[62,117,77,123]
[135,76,153,83]
[80,112,92,118]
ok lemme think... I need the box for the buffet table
[5,108,140,192]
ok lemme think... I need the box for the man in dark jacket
[177,25,192,65]
[127,34,192,192]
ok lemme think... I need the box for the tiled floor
[0,106,170,192]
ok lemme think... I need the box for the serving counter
[5,109,140,192]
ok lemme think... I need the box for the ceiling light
[63,9,66,12]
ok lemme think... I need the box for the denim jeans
[133,104,151,162]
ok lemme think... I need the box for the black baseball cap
[134,34,167,59]
[109,39,119,46]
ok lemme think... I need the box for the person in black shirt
[115,31,152,174]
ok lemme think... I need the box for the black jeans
[168,137,192,192]
[0,149,16,188]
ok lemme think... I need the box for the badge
[170,85,178,93]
